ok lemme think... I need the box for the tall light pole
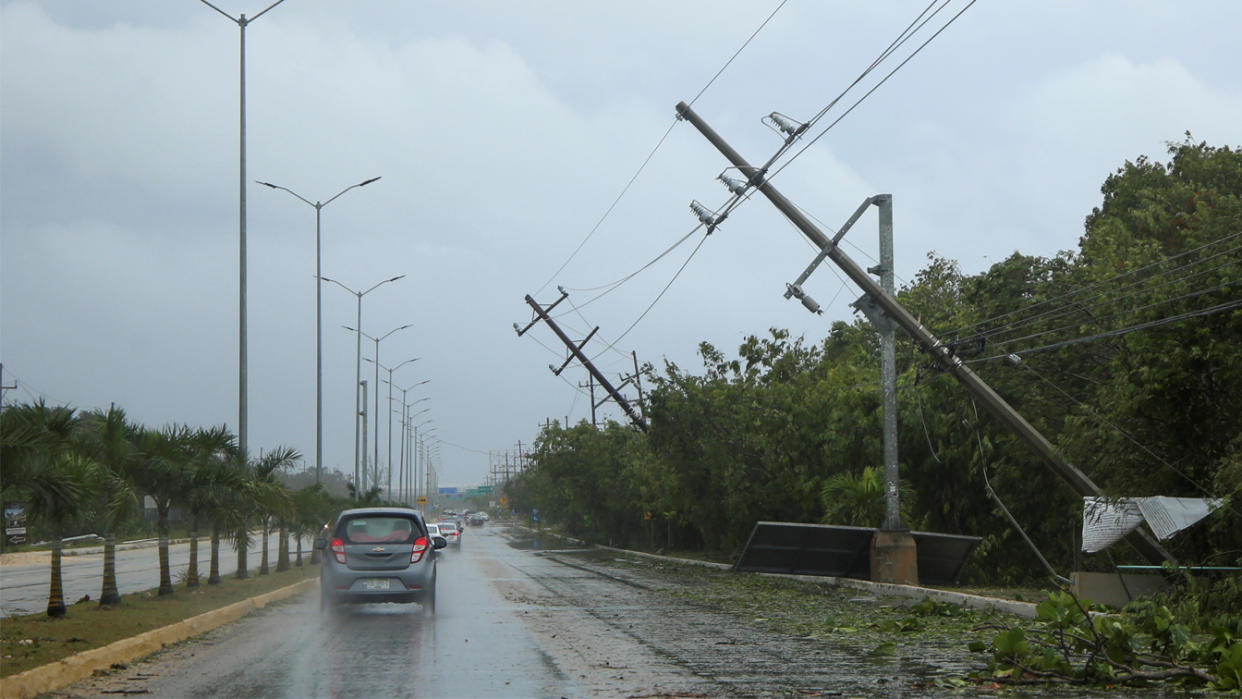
[365,356,419,499]
[415,422,436,501]
[198,0,286,467]
[257,176,381,485]
[322,274,404,495]
[391,382,430,503]
[404,410,431,502]
[347,324,412,491]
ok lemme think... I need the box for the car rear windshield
[439,522,457,532]
[339,516,421,544]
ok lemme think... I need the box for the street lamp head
[257,180,277,188]
[359,176,382,187]
[388,274,406,283]
[394,357,421,370]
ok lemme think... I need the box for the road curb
[0,578,316,699]
[507,527,1037,618]
[593,544,1038,619]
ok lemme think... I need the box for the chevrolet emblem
[371,546,386,552]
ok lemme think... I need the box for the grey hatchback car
[315,507,446,615]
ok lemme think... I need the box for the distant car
[437,520,462,548]
[315,507,446,615]
[467,513,485,527]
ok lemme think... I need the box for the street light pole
[415,422,436,501]
[257,177,381,485]
[347,324,412,494]
[365,356,419,499]
[391,383,430,503]
[322,274,405,496]
[198,0,286,471]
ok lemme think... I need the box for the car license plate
[364,578,390,591]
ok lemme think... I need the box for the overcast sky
[3,1,1240,491]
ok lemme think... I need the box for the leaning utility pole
[674,100,1173,566]
[516,289,648,431]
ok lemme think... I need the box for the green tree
[0,402,95,616]
[76,405,141,606]
[131,424,194,596]
[182,426,240,588]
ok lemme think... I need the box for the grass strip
[0,564,319,677]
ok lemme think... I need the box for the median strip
[0,578,315,699]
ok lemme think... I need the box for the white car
[437,520,462,548]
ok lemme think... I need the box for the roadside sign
[4,501,26,545]
[417,495,427,506]
[499,495,509,507]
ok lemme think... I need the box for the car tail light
[330,537,347,564]
[410,536,429,563]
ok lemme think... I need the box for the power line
[944,231,1242,340]
[980,259,1242,350]
[765,0,979,184]
[535,0,790,295]
[1017,360,1238,518]
[969,295,1242,362]
[591,231,712,361]
[688,0,789,107]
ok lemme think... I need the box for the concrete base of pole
[871,530,919,585]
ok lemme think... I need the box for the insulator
[1005,353,1023,366]
[718,174,749,196]
[769,112,804,136]
[800,295,822,315]
[785,282,804,300]
[689,201,717,226]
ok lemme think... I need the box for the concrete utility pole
[674,100,1174,567]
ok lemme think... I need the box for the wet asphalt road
[64,526,597,697]
[0,533,292,617]
[59,525,951,698]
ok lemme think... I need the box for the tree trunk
[276,520,290,572]
[235,526,248,579]
[186,517,200,588]
[99,532,120,605]
[157,502,173,596]
[47,536,66,618]
[208,525,221,585]
[295,533,303,567]
[259,518,270,575]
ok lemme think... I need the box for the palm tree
[820,465,914,528]
[290,484,333,567]
[131,424,194,596]
[183,426,239,588]
[252,447,299,575]
[1,401,94,617]
[76,405,141,606]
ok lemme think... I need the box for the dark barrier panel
[910,530,982,585]
[734,521,980,585]
[733,521,873,578]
